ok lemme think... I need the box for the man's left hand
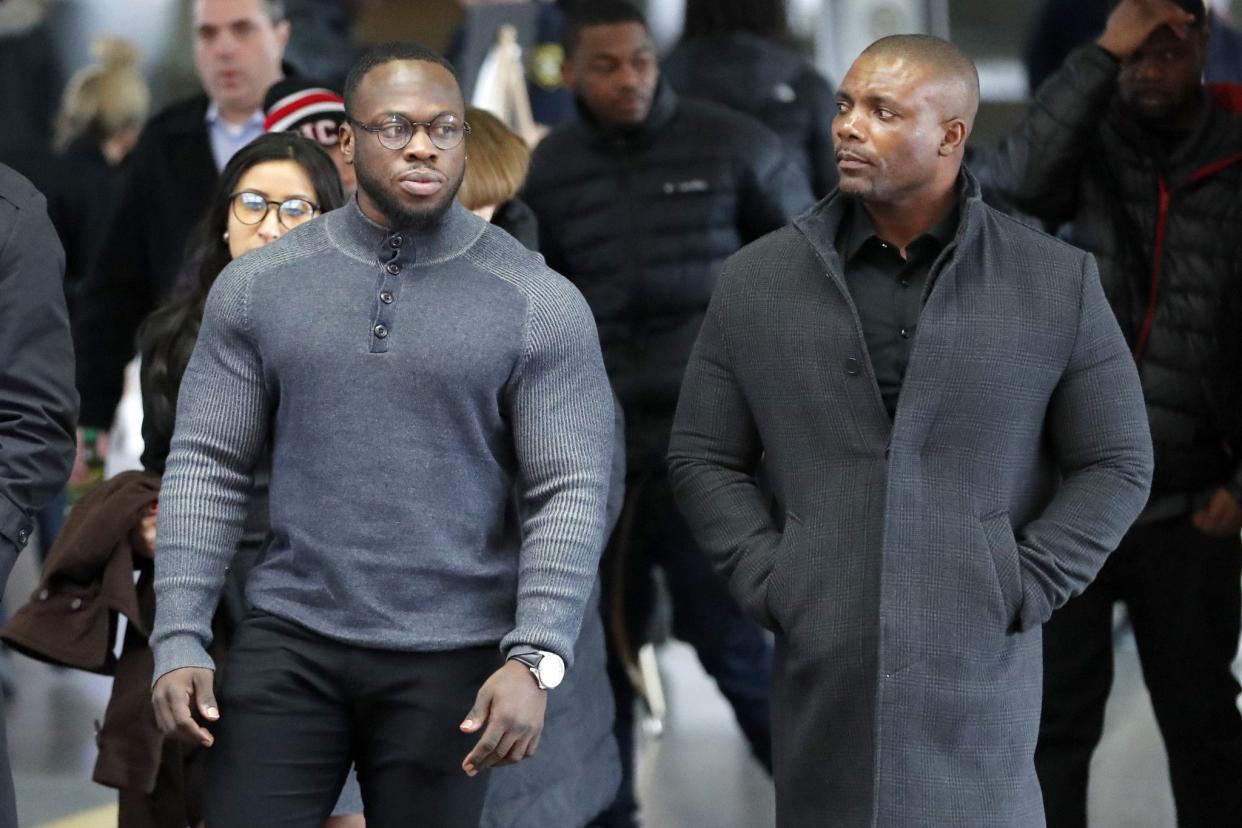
[1192,488,1242,538]
[460,659,547,776]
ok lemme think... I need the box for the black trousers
[1036,517,1242,828]
[204,612,501,828]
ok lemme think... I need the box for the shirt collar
[839,197,960,264]
[204,101,266,132]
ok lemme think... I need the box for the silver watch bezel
[511,650,565,689]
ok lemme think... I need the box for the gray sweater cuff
[501,629,574,669]
[151,634,216,687]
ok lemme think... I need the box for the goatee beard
[357,166,464,232]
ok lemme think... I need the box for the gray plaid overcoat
[667,172,1154,827]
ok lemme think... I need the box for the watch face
[538,653,565,689]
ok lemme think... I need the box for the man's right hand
[1098,0,1197,59]
[152,667,219,747]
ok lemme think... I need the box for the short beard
[837,176,874,199]
[355,162,465,232]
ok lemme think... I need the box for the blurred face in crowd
[833,51,969,205]
[225,160,319,259]
[564,22,659,126]
[340,60,467,231]
[194,0,289,119]
[1118,24,1208,125]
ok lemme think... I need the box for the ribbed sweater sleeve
[501,276,614,667]
[150,260,270,683]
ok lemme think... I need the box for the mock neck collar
[327,194,488,267]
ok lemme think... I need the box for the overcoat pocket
[979,511,1023,630]
[765,511,803,627]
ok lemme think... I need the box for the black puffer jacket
[524,81,814,471]
[977,44,1242,500]
[663,32,837,198]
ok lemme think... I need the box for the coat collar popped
[792,167,984,279]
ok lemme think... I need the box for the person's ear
[273,19,291,54]
[339,122,356,165]
[561,58,575,92]
[939,119,969,156]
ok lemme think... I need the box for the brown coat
[1,471,218,826]
[2,470,158,670]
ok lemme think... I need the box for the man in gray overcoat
[0,162,78,828]
[667,36,1155,827]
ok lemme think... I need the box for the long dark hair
[138,132,344,470]
[681,0,791,42]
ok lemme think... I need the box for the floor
[4,540,1231,827]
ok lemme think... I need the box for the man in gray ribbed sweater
[149,41,614,827]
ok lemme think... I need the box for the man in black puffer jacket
[523,2,813,824]
[663,0,837,198]
[977,0,1242,824]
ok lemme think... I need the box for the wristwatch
[507,649,566,690]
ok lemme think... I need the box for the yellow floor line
[33,803,119,828]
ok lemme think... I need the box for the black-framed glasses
[230,191,320,230]
[346,113,471,151]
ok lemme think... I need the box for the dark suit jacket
[0,163,77,585]
[668,171,1154,826]
[74,95,217,428]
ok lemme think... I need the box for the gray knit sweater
[150,199,614,683]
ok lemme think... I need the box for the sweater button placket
[371,237,410,354]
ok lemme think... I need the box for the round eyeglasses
[347,113,471,151]
[230,191,320,230]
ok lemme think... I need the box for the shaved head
[861,35,980,129]
[833,35,978,218]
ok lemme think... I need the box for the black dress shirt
[837,199,959,417]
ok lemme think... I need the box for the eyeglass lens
[232,192,317,229]
[372,114,467,151]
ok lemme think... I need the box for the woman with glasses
[138,132,342,475]
[105,132,359,828]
